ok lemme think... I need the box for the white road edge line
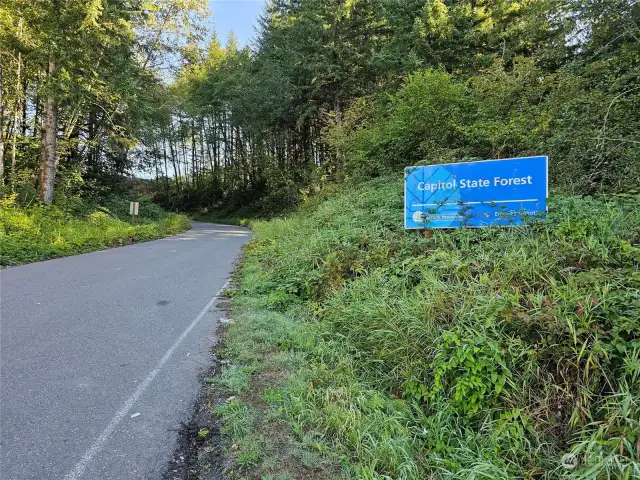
[63,279,231,480]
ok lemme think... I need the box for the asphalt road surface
[0,223,251,479]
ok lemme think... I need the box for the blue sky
[208,0,268,48]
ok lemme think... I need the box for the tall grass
[0,194,191,266]
[220,176,640,478]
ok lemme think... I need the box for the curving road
[0,223,251,479]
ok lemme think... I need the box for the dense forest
[0,0,638,213]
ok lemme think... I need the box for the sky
[208,0,268,48]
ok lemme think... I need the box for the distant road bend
[0,223,251,479]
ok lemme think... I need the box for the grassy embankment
[211,175,640,479]
[0,194,191,267]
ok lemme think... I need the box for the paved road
[0,223,251,480]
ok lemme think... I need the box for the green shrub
[328,62,640,193]
[0,194,191,267]
[227,175,640,478]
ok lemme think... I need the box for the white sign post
[130,201,140,224]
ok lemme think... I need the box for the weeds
[0,193,191,266]
[216,175,640,478]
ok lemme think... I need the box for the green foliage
[216,398,265,468]
[330,70,470,178]
[97,195,168,222]
[3,0,638,211]
[132,0,638,212]
[425,327,514,417]
[214,364,256,394]
[220,176,640,478]
[328,56,639,191]
[0,193,191,266]
[0,0,206,202]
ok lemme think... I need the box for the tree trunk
[21,74,28,137]
[0,58,5,186]
[40,55,58,205]
[162,135,170,198]
[87,108,96,174]
[167,121,182,191]
[11,47,23,192]
[204,118,214,173]
[33,90,40,139]
[335,93,342,126]
[191,119,198,189]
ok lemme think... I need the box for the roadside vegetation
[0,194,190,267]
[213,178,640,479]
[168,2,640,478]
[2,1,639,477]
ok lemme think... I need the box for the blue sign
[405,156,548,229]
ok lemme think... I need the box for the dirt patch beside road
[164,299,236,480]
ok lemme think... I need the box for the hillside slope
[214,176,640,479]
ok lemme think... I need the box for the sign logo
[404,156,548,229]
